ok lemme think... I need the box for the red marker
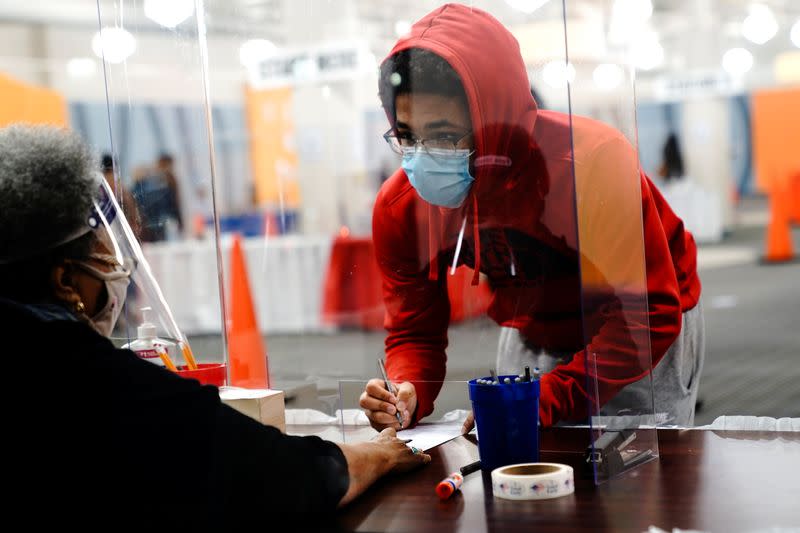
[436,472,464,500]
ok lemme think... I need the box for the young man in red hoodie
[359,4,704,429]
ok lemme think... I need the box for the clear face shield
[88,175,196,369]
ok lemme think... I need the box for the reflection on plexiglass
[91,0,228,372]
[0,1,702,478]
[91,2,669,479]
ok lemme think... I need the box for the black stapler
[585,429,654,478]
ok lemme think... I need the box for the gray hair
[0,124,98,263]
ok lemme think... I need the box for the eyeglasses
[383,128,472,156]
[83,253,137,276]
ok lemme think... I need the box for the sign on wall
[246,42,375,90]
[244,86,300,208]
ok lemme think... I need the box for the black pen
[460,460,482,476]
[378,358,404,427]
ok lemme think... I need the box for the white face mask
[75,255,132,337]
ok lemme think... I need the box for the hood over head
[384,4,538,197]
[380,3,542,283]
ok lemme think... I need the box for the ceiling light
[722,47,754,76]
[144,0,194,29]
[791,20,800,49]
[593,63,624,90]
[609,0,653,45]
[542,60,575,88]
[394,20,412,37]
[742,4,778,45]
[239,39,277,68]
[631,33,664,71]
[66,57,97,78]
[612,0,653,22]
[92,28,136,64]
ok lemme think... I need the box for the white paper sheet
[284,408,474,449]
[397,410,473,451]
[397,424,466,451]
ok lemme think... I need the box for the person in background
[156,152,184,230]
[131,153,184,242]
[658,133,685,182]
[1,124,429,527]
[101,153,141,238]
[360,4,704,431]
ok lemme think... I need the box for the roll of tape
[491,463,574,500]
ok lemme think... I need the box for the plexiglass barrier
[93,0,228,375]
[91,0,658,482]
[563,0,660,482]
[1,0,667,484]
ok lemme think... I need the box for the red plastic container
[176,363,226,387]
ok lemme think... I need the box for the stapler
[585,429,653,478]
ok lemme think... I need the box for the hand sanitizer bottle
[122,307,175,366]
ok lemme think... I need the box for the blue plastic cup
[468,375,540,472]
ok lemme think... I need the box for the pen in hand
[378,358,404,428]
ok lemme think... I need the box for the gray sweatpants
[496,301,705,427]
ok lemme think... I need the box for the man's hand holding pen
[360,379,418,431]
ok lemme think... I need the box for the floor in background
[189,197,800,426]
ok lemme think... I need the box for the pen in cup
[378,358,404,427]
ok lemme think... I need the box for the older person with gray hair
[0,124,122,325]
[2,124,429,528]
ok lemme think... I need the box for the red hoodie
[373,4,701,427]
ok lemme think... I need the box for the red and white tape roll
[491,463,574,500]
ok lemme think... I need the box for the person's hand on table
[371,427,431,474]
[359,378,417,431]
[337,428,430,507]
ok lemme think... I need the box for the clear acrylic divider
[87,0,660,485]
[93,0,227,374]
[561,0,660,483]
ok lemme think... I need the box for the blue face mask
[401,148,475,208]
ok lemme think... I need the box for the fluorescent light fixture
[742,4,778,45]
[722,47,754,76]
[239,39,277,68]
[542,60,575,88]
[505,0,551,15]
[144,0,194,29]
[791,20,800,49]
[92,28,136,64]
[66,57,97,78]
[593,63,624,90]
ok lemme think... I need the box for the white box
[219,387,286,433]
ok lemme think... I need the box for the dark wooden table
[336,427,800,532]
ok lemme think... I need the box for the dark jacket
[3,298,348,527]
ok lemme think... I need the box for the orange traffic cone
[763,185,795,263]
[789,172,800,226]
[227,233,270,388]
